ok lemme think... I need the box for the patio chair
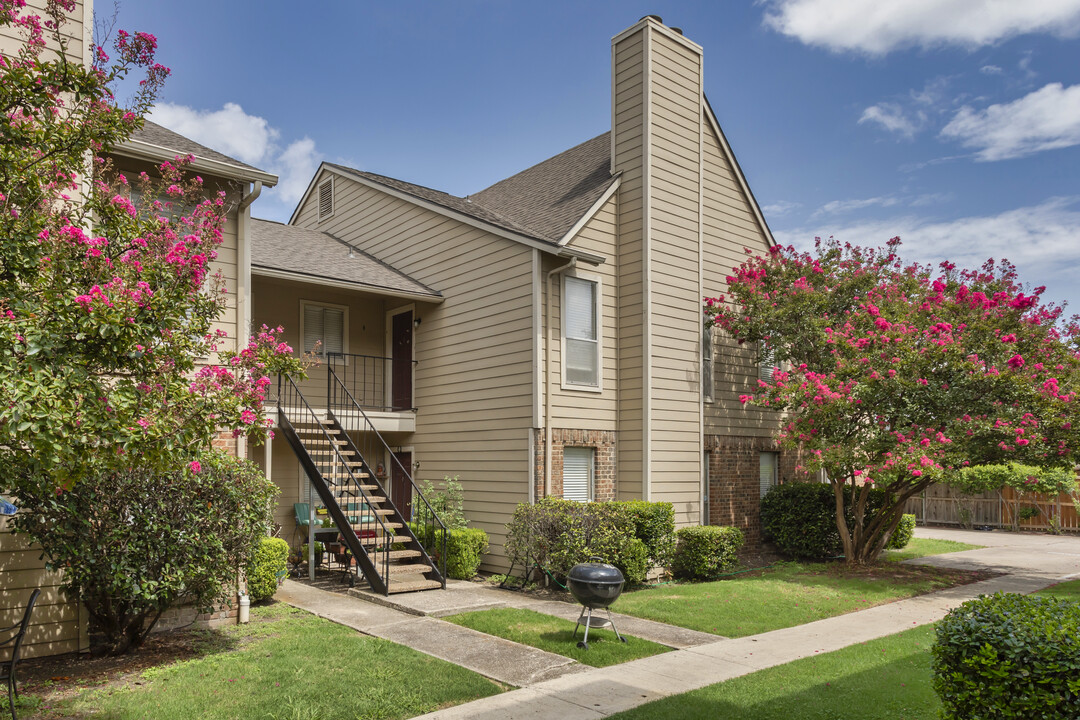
[0,588,40,720]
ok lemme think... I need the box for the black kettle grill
[567,557,627,649]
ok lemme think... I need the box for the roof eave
[252,265,445,303]
[114,138,279,187]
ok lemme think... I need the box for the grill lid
[567,560,624,585]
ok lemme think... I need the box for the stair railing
[327,364,447,588]
[277,373,393,594]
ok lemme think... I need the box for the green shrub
[760,482,908,559]
[413,475,469,531]
[247,537,290,603]
[504,498,651,585]
[671,526,744,580]
[932,592,1080,719]
[616,500,676,566]
[887,514,916,550]
[410,524,489,580]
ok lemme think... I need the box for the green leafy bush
[617,500,676,566]
[932,592,1080,720]
[412,524,489,580]
[887,514,916,550]
[671,526,744,580]
[952,463,1078,496]
[413,475,469,530]
[504,498,653,584]
[760,482,908,559]
[247,537,290,603]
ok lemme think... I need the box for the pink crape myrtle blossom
[705,237,1080,564]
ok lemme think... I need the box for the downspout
[236,181,262,461]
[544,257,577,497]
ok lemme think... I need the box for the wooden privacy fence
[904,483,1080,533]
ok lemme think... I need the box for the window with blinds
[759,343,776,383]
[703,327,714,402]
[759,451,779,498]
[301,302,345,358]
[318,177,334,221]
[563,447,594,503]
[564,276,599,387]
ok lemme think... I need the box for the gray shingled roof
[470,133,615,243]
[129,120,267,175]
[251,219,441,299]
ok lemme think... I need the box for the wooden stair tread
[388,579,442,594]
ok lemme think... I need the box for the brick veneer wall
[534,429,617,501]
[705,434,811,546]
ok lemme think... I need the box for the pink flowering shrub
[706,237,1080,563]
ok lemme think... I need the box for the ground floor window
[562,446,595,502]
[759,451,779,498]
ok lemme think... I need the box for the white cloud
[815,196,901,217]
[148,102,322,217]
[773,197,1080,306]
[762,0,1080,55]
[859,103,923,138]
[980,65,1004,75]
[939,83,1080,160]
[762,200,802,217]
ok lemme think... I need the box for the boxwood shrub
[760,482,911,559]
[888,513,916,550]
[932,592,1080,719]
[247,537,290,603]
[671,526,744,580]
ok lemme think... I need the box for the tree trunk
[836,478,931,565]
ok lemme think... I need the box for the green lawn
[443,607,671,668]
[883,537,983,562]
[1038,578,1080,601]
[611,562,982,637]
[53,604,503,720]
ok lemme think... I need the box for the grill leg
[576,607,593,649]
[573,606,587,640]
[607,608,626,643]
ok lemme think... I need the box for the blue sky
[110,1,1080,309]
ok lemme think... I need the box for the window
[703,327,714,402]
[758,343,776,383]
[317,177,334,221]
[759,451,779,498]
[301,301,346,359]
[562,447,594,503]
[563,275,600,388]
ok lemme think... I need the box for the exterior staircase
[277,372,445,594]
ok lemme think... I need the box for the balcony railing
[326,352,415,412]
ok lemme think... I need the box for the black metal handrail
[326,352,417,413]
[277,373,393,593]
[327,363,447,588]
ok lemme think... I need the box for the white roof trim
[297,163,579,258]
[703,99,776,248]
[557,174,622,247]
[252,266,444,304]
[115,138,279,186]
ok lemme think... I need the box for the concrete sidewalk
[407,528,1080,719]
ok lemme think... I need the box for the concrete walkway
[404,528,1080,719]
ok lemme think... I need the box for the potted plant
[300,541,325,567]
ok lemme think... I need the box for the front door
[391,310,413,411]
[391,451,413,522]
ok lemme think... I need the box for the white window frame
[759,451,779,499]
[560,271,603,392]
[299,299,349,361]
[758,343,777,384]
[562,446,595,503]
[317,176,334,222]
[703,326,715,403]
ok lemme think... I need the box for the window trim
[317,176,334,222]
[759,451,779,499]
[562,446,595,503]
[703,326,715,403]
[560,271,603,393]
[299,299,349,360]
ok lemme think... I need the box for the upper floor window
[703,327,714,403]
[301,301,347,359]
[563,275,600,389]
[317,177,334,221]
[759,343,776,384]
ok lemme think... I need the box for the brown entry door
[391,310,413,411]
[391,451,412,522]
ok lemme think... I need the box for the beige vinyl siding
[645,31,704,526]
[207,208,240,360]
[701,117,779,438]
[548,195,618,429]
[0,0,89,65]
[0,519,86,659]
[612,27,646,502]
[292,176,534,570]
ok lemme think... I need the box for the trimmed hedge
[888,513,916,550]
[671,526,744,580]
[504,498,672,585]
[932,592,1080,719]
[410,524,489,580]
[760,482,910,559]
[247,537,289,603]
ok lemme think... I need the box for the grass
[443,607,671,668]
[1038,578,1080,601]
[52,604,503,720]
[882,537,984,563]
[611,624,940,720]
[611,561,985,637]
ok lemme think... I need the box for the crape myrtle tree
[0,2,305,652]
[706,237,1080,564]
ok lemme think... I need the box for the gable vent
[318,177,334,221]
